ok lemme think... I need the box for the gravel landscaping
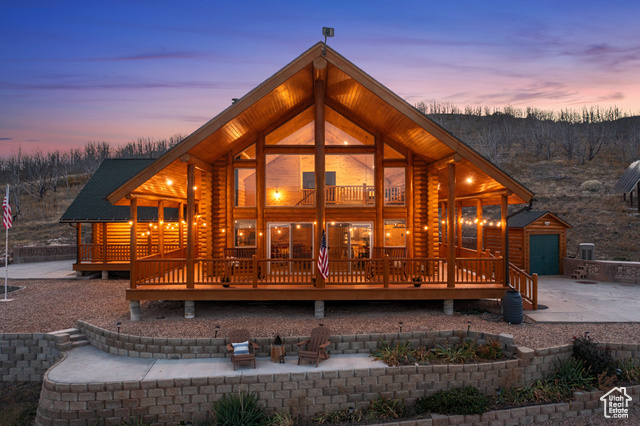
[2,279,638,350]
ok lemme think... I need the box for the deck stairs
[571,265,587,279]
[50,327,90,351]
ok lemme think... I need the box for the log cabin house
[69,43,540,318]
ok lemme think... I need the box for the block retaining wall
[0,333,67,382]
[77,320,518,360]
[13,245,77,264]
[35,334,640,425]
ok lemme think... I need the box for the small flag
[2,186,11,230]
[318,229,329,279]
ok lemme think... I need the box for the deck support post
[456,201,462,257]
[101,271,109,280]
[74,223,82,265]
[129,300,141,321]
[501,194,509,287]
[446,163,456,288]
[406,153,414,258]
[314,300,325,319]
[102,222,107,264]
[314,76,326,288]
[256,131,265,258]
[443,299,454,316]
[184,300,195,319]
[178,202,184,249]
[158,200,164,258]
[375,132,384,254]
[130,197,138,289]
[476,199,483,255]
[186,163,196,289]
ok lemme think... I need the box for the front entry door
[529,234,559,275]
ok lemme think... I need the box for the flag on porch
[318,229,329,279]
[2,186,11,230]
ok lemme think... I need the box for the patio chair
[297,326,331,367]
[226,329,259,370]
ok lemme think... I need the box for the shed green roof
[60,159,179,223]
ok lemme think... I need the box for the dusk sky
[1,0,639,157]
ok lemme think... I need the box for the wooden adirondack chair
[226,329,259,370]
[297,326,331,367]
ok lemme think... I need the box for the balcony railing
[297,185,404,206]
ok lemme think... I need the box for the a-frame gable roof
[108,42,533,207]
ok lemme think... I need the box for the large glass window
[325,107,373,145]
[266,155,314,206]
[235,168,256,207]
[234,220,256,247]
[385,219,406,247]
[325,154,374,206]
[266,108,314,145]
[384,167,405,206]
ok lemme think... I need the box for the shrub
[267,411,295,426]
[550,358,594,391]
[475,339,503,360]
[572,335,614,377]
[213,391,267,426]
[415,386,490,415]
[368,395,405,419]
[616,359,640,383]
[312,408,363,424]
[372,341,415,367]
[430,342,477,364]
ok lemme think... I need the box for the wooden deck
[125,256,514,303]
[126,283,508,301]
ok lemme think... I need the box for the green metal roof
[60,158,179,223]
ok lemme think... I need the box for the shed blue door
[529,234,559,275]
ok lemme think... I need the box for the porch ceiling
[108,43,532,207]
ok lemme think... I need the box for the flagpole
[2,184,11,302]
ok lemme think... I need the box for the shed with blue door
[483,211,571,276]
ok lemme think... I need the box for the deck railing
[509,263,538,310]
[455,257,504,283]
[135,248,187,285]
[134,256,505,287]
[79,243,182,263]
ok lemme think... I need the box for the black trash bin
[502,289,523,324]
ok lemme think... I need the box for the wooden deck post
[102,222,107,264]
[129,197,137,289]
[383,254,390,288]
[178,202,184,249]
[186,163,196,289]
[456,201,462,257]
[252,255,258,288]
[532,273,538,310]
[158,200,164,258]
[375,132,384,254]
[75,223,82,264]
[226,152,234,250]
[256,131,265,258]
[476,199,483,256]
[406,153,414,258]
[314,77,326,288]
[501,194,509,287]
[446,163,456,288]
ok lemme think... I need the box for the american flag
[317,229,329,279]
[2,186,11,230]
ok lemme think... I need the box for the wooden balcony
[296,185,403,206]
[73,243,183,272]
